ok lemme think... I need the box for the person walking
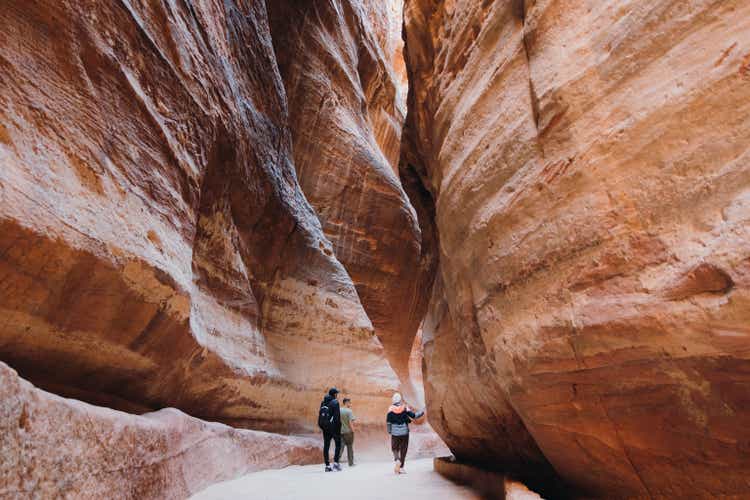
[318,387,343,472]
[340,398,357,467]
[386,392,424,474]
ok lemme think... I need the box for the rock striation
[0,0,401,435]
[267,0,435,400]
[0,362,319,499]
[403,0,750,497]
[8,0,746,497]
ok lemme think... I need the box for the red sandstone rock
[404,0,750,497]
[0,362,320,499]
[267,0,434,401]
[662,262,734,300]
[14,0,747,497]
[0,0,399,433]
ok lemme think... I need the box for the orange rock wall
[403,0,750,497]
[267,0,435,401]
[0,0,404,434]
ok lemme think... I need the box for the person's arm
[350,412,357,432]
[406,408,425,420]
[386,413,392,434]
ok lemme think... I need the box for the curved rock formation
[0,362,320,499]
[267,0,434,400]
[403,0,750,497]
[0,0,399,433]
[8,0,745,497]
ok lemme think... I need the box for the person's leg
[400,433,409,468]
[342,433,354,466]
[349,432,355,466]
[323,432,331,466]
[333,433,342,464]
[392,435,404,473]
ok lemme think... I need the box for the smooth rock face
[267,0,434,399]
[0,0,399,433]
[404,0,750,497]
[0,362,320,499]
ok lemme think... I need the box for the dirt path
[191,458,481,499]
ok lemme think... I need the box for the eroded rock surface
[0,362,319,499]
[0,0,399,433]
[267,0,434,400]
[404,0,750,497]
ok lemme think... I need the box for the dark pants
[391,434,409,467]
[342,432,354,465]
[323,431,342,465]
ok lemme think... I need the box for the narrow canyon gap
[1,0,750,499]
[266,0,436,405]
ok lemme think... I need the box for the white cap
[392,392,402,404]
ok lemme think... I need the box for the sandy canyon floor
[192,458,543,500]
[192,459,477,500]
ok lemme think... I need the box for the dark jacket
[322,395,342,434]
[386,404,424,436]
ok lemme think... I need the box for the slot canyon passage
[1,0,749,498]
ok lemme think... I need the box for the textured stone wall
[267,0,435,401]
[0,362,320,499]
[403,0,750,497]
[0,0,404,435]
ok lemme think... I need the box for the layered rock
[404,0,750,497]
[267,0,435,400]
[0,0,399,434]
[0,362,319,499]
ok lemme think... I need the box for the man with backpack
[318,387,342,471]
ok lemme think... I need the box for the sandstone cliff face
[403,0,750,497]
[0,0,400,435]
[0,362,319,498]
[267,0,434,400]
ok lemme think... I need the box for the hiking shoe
[325,465,332,472]
[333,463,342,471]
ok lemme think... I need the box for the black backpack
[318,401,334,432]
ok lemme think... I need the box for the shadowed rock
[267,0,434,400]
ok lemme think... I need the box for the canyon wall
[403,0,750,497]
[267,0,434,401]
[6,0,746,497]
[0,0,408,440]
